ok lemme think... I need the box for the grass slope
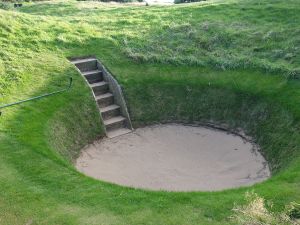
[0,0,300,224]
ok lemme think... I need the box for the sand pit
[76,124,270,191]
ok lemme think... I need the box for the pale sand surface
[76,124,270,191]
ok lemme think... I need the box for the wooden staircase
[70,57,132,138]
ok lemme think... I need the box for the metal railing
[0,77,73,116]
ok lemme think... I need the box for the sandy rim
[76,123,270,192]
[131,121,258,144]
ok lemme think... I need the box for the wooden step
[90,81,109,95]
[95,93,114,107]
[107,128,132,138]
[72,58,98,72]
[82,70,103,84]
[104,116,126,131]
[100,104,120,120]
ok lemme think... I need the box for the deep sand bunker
[76,124,270,191]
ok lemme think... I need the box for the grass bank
[0,0,300,224]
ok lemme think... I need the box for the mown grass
[0,0,300,224]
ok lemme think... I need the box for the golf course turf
[0,0,300,224]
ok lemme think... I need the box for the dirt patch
[76,124,270,191]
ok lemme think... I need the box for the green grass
[0,0,300,224]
